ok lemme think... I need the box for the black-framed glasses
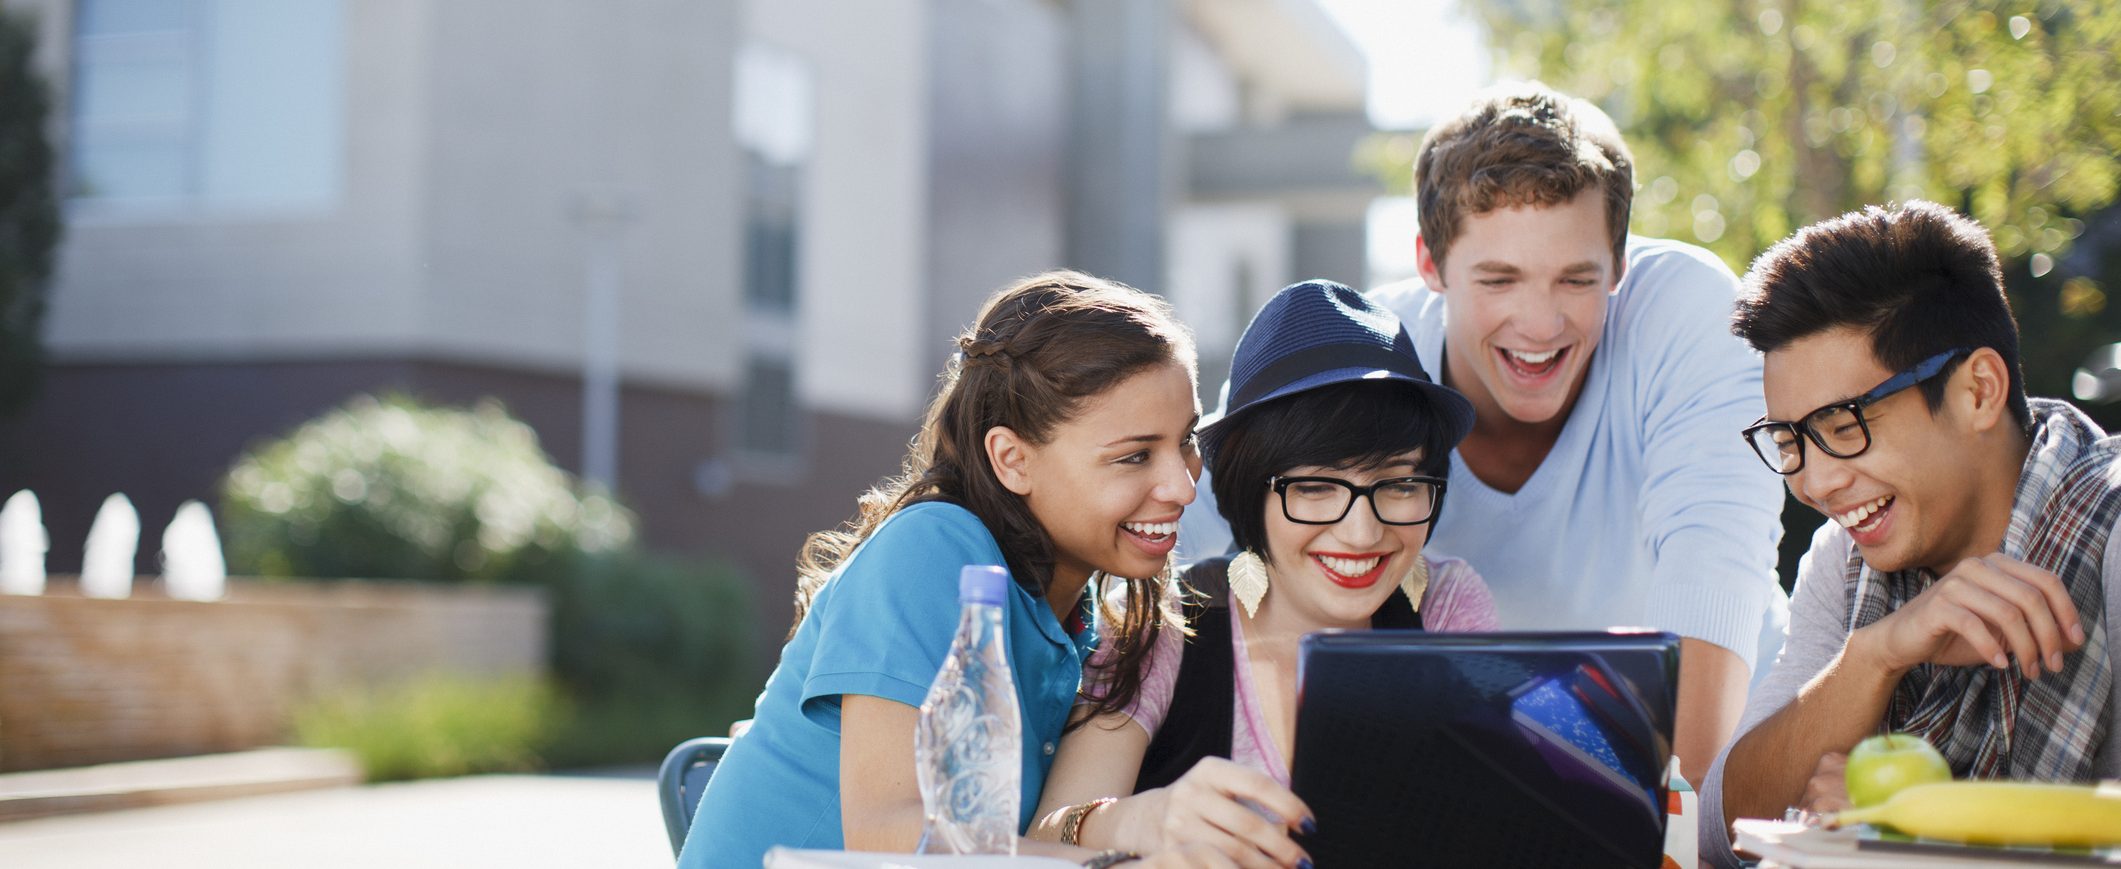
[1740,347,1973,475]
[1268,475,1447,526]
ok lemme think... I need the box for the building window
[742,157,800,312]
[737,354,801,459]
[732,43,811,469]
[69,0,344,212]
[734,43,810,314]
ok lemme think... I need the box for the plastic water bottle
[914,565,1022,855]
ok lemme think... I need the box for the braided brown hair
[792,270,1195,728]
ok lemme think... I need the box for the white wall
[922,0,1069,358]
[1166,202,1289,353]
[747,0,931,422]
[31,0,746,395]
[1170,21,1242,134]
[416,0,738,391]
[36,0,434,362]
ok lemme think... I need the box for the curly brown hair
[792,270,1196,729]
[1415,81,1634,274]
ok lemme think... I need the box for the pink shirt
[1096,554,1499,787]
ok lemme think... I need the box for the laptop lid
[1289,630,1680,868]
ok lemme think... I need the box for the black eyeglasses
[1268,475,1447,526]
[1740,347,1972,475]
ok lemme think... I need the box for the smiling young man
[1375,84,1790,786]
[1699,201,2120,867]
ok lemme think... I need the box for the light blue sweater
[1183,237,1789,671]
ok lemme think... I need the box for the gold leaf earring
[1401,554,1431,612]
[1228,550,1269,618]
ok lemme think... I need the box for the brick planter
[0,578,547,772]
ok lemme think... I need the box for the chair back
[658,735,733,856]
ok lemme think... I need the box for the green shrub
[220,393,634,583]
[291,672,565,781]
[542,691,748,771]
[223,393,763,769]
[542,550,760,766]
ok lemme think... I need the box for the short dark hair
[1732,200,2031,430]
[1208,381,1457,559]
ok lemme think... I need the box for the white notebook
[764,849,1078,869]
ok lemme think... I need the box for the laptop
[1289,630,1681,868]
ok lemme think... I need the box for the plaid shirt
[1844,398,2114,781]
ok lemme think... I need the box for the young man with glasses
[1700,200,2120,866]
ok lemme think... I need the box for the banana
[1830,780,2121,847]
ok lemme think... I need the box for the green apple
[1845,733,1952,808]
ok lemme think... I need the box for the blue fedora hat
[1198,279,1475,460]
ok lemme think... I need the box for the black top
[1132,556,1422,793]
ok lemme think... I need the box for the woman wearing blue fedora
[1028,280,1498,867]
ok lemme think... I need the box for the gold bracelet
[1059,796,1118,846]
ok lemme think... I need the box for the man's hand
[1798,751,1850,814]
[1851,554,2087,680]
[1673,638,1749,783]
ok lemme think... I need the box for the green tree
[1442,0,2121,275]
[1367,0,2121,583]
[0,11,61,415]
[1444,1,2121,407]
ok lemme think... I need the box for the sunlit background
[1,0,2119,820]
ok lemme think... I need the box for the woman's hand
[1107,757,1312,868]
[1134,843,1245,867]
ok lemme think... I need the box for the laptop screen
[1289,630,1680,868]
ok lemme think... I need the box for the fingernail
[2049,652,2065,672]
[1301,817,1318,835]
[1991,654,2010,669]
[2070,623,2087,644]
[1299,860,1314,869]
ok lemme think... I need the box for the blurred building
[0,0,1381,634]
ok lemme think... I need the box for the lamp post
[571,190,637,490]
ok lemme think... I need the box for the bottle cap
[959,564,1010,605]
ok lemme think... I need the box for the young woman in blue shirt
[681,271,1224,867]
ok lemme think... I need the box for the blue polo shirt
[679,501,1098,867]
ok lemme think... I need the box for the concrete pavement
[0,771,673,868]
[0,748,363,822]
